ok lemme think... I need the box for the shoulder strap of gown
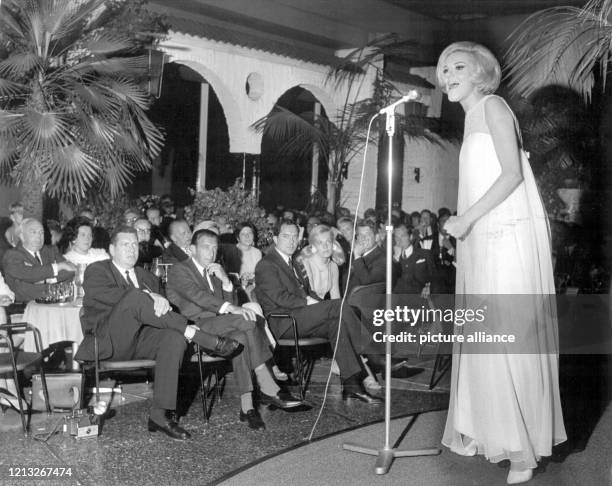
[484,94,524,149]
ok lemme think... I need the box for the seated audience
[79,210,110,250]
[346,219,386,293]
[335,216,354,291]
[74,226,241,441]
[122,208,140,228]
[418,209,435,251]
[410,211,421,229]
[167,229,302,430]
[45,220,62,247]
[3,218,75,302]
[255,221,382,404]
[163,219,192,263]
[145,208,168,248]
[393,224,434,298]
[431,208,456,293]
[233,222,262,295]
[159,194,177,237]
[59,217,109,266]
[134,218,163,267]
[4,202,24,250]
[296,225,341,301]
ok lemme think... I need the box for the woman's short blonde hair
[436,41,501,95]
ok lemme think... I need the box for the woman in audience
[229,222,262,301]
[437,41,565,484]
[296,224,343,301]
[59,217,109,265]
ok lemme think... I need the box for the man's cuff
[51,263,58,276]
[219,302,231,314]
[222,281,233,292]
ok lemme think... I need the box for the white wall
[401,137,460,214]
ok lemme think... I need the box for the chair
[77,309,156,407]
[192,345,227,423]
[266,313,329,400]
[0,322,51,435]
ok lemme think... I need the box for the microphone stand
[342,104,441,474]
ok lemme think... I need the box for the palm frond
[0,78,26,98]
[81,31,133,56]
[505,6,611,100]
[0,51,41,78]
[21,109,74,151]
[42,145,99,199]
[67,78,120,114]
[100,75,151,110]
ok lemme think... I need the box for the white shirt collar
[362,245,377,258]
[112,261,138,287]
[275,247,293,265]
[191,257,206,275]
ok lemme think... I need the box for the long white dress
[441,95,566,468]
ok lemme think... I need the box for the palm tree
[253,36,450,214]
[504,0,612,101]
[0,0,164,218]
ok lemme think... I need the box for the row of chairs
[1,282,451,435]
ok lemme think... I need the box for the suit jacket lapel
[185,258,211,292]
[17,244,39,266]
[108,261,130,289]
[270,248,298,283]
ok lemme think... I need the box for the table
[23,301,83,367]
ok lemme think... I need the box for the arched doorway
[259,86,329,212]
[133,63,240,206]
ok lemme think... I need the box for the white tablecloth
[23,301,83,352]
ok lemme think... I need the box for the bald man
[2,218,76,302]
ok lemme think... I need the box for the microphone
[379,90,421,114]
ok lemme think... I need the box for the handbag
[31,372,83,411]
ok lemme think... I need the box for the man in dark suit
[162,219,191,264]
[167,229,302,430]
[346,219,386,293]
[255,221,382,404]
[74,226,241,441]
[2,218,75,302]
[431,209,456,294]
[393,224,435,296]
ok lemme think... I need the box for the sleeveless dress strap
[483,94,524,149]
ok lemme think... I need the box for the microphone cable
[307,112,380,441]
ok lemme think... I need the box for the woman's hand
[444,216,472,240]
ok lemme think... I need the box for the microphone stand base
[342,443,441,475]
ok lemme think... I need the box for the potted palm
[0,0,165,218]
[504,0,610,224]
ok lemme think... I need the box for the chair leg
[291,321,305,401]
[10,366,27,434]
[214,368,222,403]
[196,346,208,422]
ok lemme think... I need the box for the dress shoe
[342,388,383,405]
[259,391,303,409]
[507,468,533,484]
[212,336,243,358]
[239,408,265,430]
[147,416,192,441]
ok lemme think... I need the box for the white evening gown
[441,95,566,468]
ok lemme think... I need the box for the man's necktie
[125,270,136,288]
[203,269,214,292]
[35,253,42,265]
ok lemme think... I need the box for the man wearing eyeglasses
[255,220,382,405]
